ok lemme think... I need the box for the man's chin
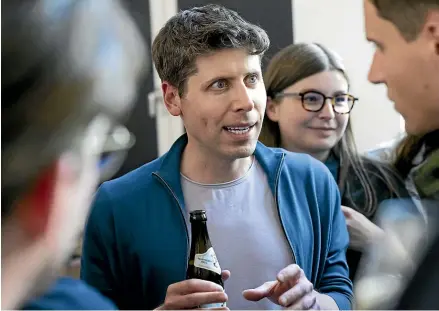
[224,142,257,159]
[403,119,428,136]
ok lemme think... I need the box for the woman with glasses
[260,43,408,282]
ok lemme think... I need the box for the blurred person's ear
[16,163,58,238]
[16,155,79,240]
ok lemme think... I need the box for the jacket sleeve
[317,176,354,310]
[80,184,121,307]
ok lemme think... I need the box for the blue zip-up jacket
[81,135,353,310]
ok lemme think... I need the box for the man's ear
[16,163,58,239]
[266,97,280,122]
[162,81,182,117]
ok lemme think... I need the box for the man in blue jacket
[81,4,353,310]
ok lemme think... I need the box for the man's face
[364,0,439,135]
[175,49,267,160]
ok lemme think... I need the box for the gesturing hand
[243,265,319,310]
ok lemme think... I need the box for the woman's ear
[266,97,280,122]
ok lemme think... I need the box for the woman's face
[266,70,350,160]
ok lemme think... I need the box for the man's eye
[246,74,259,85]
[211,80,228,89]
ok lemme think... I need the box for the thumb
[242,281,277,302]
[341,205,352,218]
[221,270,231,282]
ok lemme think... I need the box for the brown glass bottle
[187,210,225,307]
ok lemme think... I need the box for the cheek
[278,105,310,134]
[253,87,267,112]
[336,116,349,136]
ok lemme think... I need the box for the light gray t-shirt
[181,158,294,310]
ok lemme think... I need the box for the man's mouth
[223,124,256,134]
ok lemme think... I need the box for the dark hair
[151,4,270,96]
[1,1,146,219]
[261,42,403,216]
[370,0,439,41]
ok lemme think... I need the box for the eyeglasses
[82,114,136,182]
[273,90,358,114]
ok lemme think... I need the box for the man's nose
[368,52,385,85]
[232,84,255,112]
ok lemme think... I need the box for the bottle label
[194,247,221,275]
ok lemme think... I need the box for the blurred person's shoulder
[21,277,116,310]
[367,133,406,162]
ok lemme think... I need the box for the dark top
[395,222,439,309]
[22,277,116,310]
[324,155,409,281]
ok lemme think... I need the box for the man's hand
[342,206,384,251]
[156,270,230,310]
[242,265,319,310]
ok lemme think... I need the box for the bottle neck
[190,220,211,248]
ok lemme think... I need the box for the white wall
[293,0,404,152]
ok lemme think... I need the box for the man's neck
[180,141,253,184]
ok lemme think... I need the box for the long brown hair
[261,43,403,216]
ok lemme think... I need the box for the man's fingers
[221,270,231,282]
[166,291,228,309]
[278,280,313,307]
[197,307,229,311]
[170,279,224,295]
[277,264,302,285]
[242,281,278,301]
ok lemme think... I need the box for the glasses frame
[81,114,136,182]
[274,90,358,114]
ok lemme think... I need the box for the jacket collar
[154,134,285,206]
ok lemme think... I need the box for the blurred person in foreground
[356,0,439,308]
[1,0,146,309]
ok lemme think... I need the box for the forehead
[364,0,393,40]
[192,49,262,81]
[286,71,348,93]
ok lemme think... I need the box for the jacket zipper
[274,154,297,265]
[152,172,190,269]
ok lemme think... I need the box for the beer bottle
[187,210,225,307]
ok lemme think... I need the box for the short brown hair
[151,4,270,96]
[370,0,439,41]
